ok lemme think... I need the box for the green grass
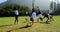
[0,16,60,32]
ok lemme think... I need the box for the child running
[43,13,49,24]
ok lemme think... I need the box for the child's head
[14,7,18,10]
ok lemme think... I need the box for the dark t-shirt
[37,11,41,15]
[32,9,35,13]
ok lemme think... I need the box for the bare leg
[41,18,43,23]
[17,19,18,24]
[14,19,16,24]
[50,16,54,22]
[32,19,34,25]
[46,17,49,23]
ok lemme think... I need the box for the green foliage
[53,7,60,15]
[53,4,60,15]
[41,10,49,15]
[0,4,31,17]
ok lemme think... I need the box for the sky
[0,0,7,3]
[0,0,60,3]
[0,0,60,10]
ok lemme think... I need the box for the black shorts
[44,14,49,18]
[15,15,18,19]
[49,13,53,15]
[30,18,34,21]
[39,18,43,20]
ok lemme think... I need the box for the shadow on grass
[6,25,32,32]
[19,25,32,29]
[0,24,13,28]
[23,21,50,24]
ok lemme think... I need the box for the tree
[0,4,31,17]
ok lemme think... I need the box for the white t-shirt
[48,13,49,16]
[32,12,36,19]
[15,10,19,15]
[38,14,42,18]
[49,9,53,13]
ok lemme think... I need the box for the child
[43,13,49,23]
[25,12,30,23]
[14,7,19,24]
[49,8,54,22]
[37,9,43,23]
[30,9,36,25]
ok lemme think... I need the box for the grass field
[0,16,60,32]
